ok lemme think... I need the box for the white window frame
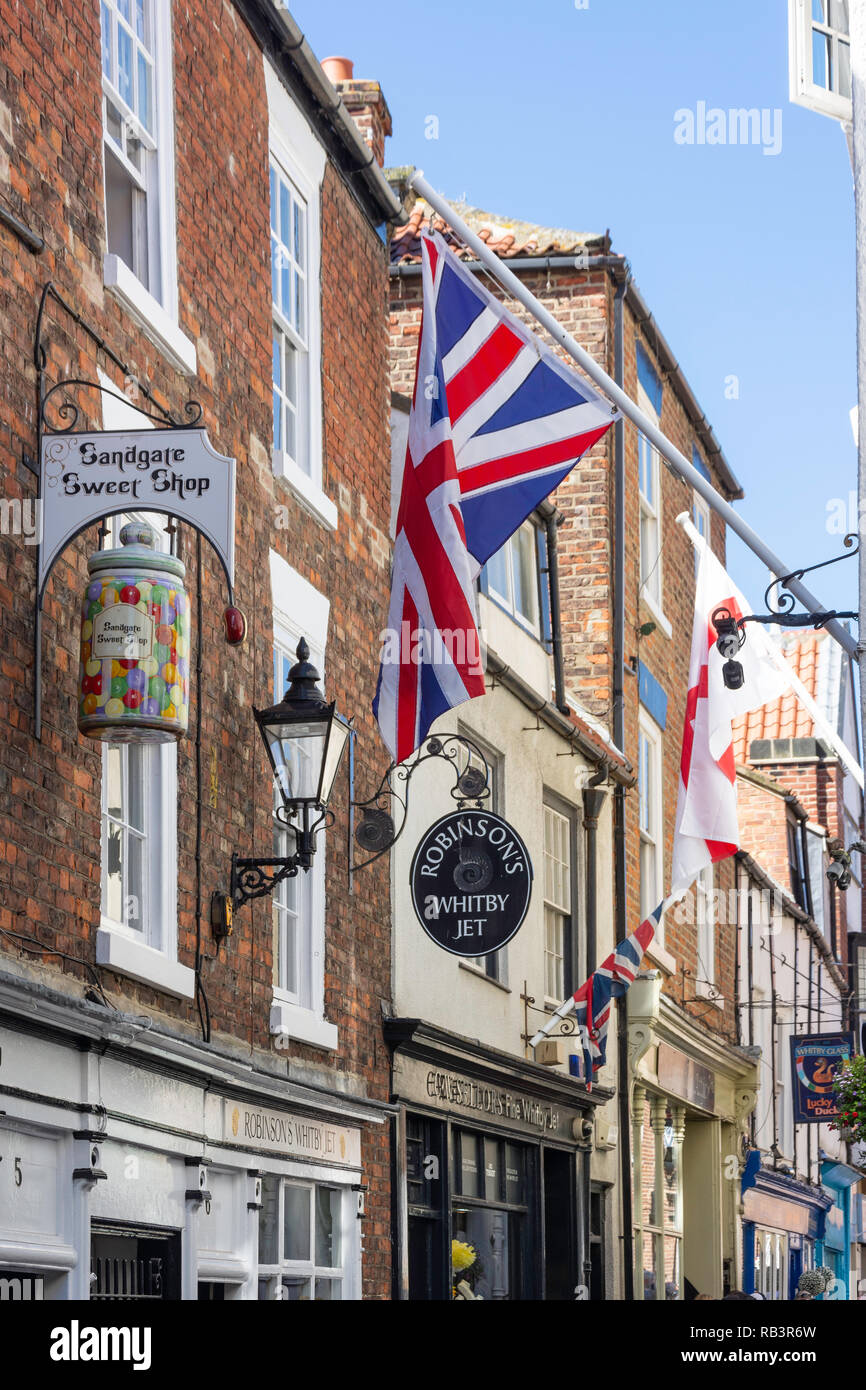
[265,60,335,532]
[268,550,336,1050]
[638,711,665,942]
[257,1172,360,1301]
[695,864,717,999]
[692,491,710,581]
[789,0,852,123]
[484,520,542,637]
[100,0,196,375]
[637,385,671,637]
[94,380,190,997]
[458,732,508,986]
[543,801,573,1005]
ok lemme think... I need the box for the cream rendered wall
[391,678,614,1058]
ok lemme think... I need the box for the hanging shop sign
[410,809,532,957]
[789,1032,854,1124]
[78,522,189,742]
[38,427,236,601]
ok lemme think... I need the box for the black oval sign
[410,810,533,957]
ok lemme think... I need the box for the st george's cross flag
[670,541,793,896]
[570,908,661,1088]
[374,231,618,763]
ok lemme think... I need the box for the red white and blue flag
[374,231,618,763]
[569,908,661,1087]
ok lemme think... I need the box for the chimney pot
[321,55,354,83]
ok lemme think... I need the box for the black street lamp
[226,638,351,914]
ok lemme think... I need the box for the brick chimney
[321,56,393,168]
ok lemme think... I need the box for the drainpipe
[582,769,606,1297]
[611,268,635,1303]
[769,922,779,1167]
[545,511,568,714]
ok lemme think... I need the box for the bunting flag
[529,906,662,1078]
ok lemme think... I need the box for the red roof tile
[389,195,607,266]
[731,629,825,763]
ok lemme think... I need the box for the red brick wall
[737,777,794,893]
[390,259,738,1039]
[1,0,392,1298]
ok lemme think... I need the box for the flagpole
[409,171,858,660]
[527,894,682,1050]
[676,512,864,789]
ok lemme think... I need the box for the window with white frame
[100,0,172,306]
[692,492,710,581]
[97,513,189,995]
[543,802,573,1002]
[789,0,851,121]
[639,714,664,934]
[271,160,309,474]
[695,864,716,991]
[268,550,335,1049]
[638,386,663,616]
[265,61,330,525]
[459,732,505,983]
[258,1176,352,1300]
[484,521,541,636]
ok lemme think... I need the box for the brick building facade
[385,195,759,1297]
[0,1,400,1300]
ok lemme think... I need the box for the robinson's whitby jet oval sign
[410,810,533,957]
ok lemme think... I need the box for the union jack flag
[570,907,661,1088]
[374,231,618,763]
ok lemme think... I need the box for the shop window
[753,1227,788,1301]
[268,552,336,1050]
[483,520,545,638]
[633,1095,683,1300]
[91,1224,181,1300]
[258,1176,349,1300]
[543,800,574,1003]
[638,713,664,934]
[451,1131,532,1300]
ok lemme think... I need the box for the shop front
[817,1159,861,1299]
[628,974,759,1300]
[0,981,386,1300]
[741,1164,830,1299]
[386,1020,608,1301]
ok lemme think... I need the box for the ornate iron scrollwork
[713,534,859,637]
[351,733,491,871]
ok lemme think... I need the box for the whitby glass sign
[410,809,533,957]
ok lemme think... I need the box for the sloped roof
[389,196,606,266]
[732,628,847,763]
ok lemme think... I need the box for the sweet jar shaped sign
[78,522,190,742]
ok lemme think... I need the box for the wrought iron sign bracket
[29,281,241,740]
[349,733,492,876]
[713,534,859,640]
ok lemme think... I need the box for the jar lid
[88,520,186,580]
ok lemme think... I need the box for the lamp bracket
[230,855,300,911]
[712,535,859,641]
[350,733,492,872]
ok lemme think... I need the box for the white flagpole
[527,894,683,1050]
[409,171,858,660]
[676,512,864,790]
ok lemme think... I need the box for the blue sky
[292,0,858,619]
